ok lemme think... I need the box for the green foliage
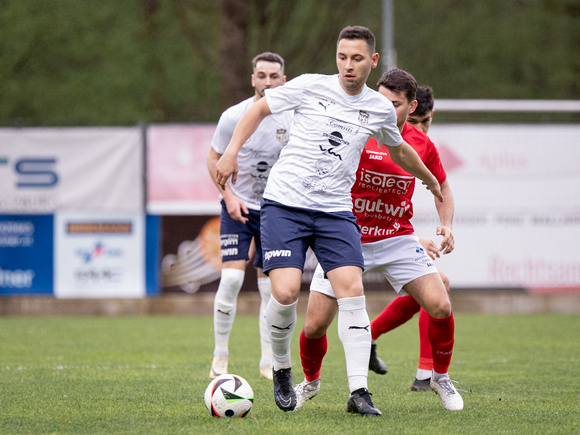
[0,313,579,433]
[0,0,579,126]
[395,0,580,99]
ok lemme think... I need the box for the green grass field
[1,313,578,434]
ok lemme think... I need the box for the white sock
[213,268,245,356]
[432,370,449,381]
[416,368,431,380]
[265,296,297,370]
[337,296,371,393]
[257,277,272,366]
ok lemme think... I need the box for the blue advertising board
[0,215,54,295]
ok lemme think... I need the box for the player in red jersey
[368,85,451,392]
[295,70,463,411]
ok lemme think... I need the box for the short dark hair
[377,68,417,103]
[337,26,376,54]
[414,86,434,116]
[252,52,285,72]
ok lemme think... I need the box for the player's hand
[215,153,238,189]
[418,237,440,260]
[225,196,249,224]
[436,225,454,254]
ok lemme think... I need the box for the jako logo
[264,250,292,261]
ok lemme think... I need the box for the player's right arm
[216,97,272,189]
[206,148,249,223]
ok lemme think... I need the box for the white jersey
[263,74,402,212]
[211,97,292,210]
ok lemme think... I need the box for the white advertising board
[411,124,580,292]
[146,124,220,215]
[0,128,143,213]
[54,212,145,298]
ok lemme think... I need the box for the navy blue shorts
[219,200,263,269]
[260,199,364,275]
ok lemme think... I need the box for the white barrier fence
[411,124,580,292]
[1,111,579,296]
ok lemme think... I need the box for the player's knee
[217,269,245,302]
[303,320,328,339]
[429,297,452,319]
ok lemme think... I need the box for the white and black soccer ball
[204,374,254,418]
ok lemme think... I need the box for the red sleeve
[424,141,447,184]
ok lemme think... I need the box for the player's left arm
[434,179,455,254]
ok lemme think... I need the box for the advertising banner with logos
[410,124,580,292]
[54,212,147,298]
[0,215,54,295]
[0,127,143,214]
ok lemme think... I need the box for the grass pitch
[0,312,578,434]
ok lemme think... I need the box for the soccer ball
[204,374,254,418]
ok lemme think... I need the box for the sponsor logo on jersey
[360,223,400,237]
[326,118,360,135]
[255,161,269,172]
[302,176,326,192]
[353,197,409,218]
[264,249,292,261]
[221,247,239,256]
[315,159,332,176]
[220,234,239,247]
[323,131,349,147]
[320,131,350,160]
[359,168,413,194]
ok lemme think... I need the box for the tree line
[1,0,578,126]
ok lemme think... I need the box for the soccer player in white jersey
[206,52,292,381]
[215,26,444,415]
[295,70,463,412]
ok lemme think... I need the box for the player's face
[378,86,417,131]
[407,112,433,134]
[252,61,286,99]
[336,39,379,96]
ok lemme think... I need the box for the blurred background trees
[0,0,578,126]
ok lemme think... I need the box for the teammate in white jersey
[215,26,444,415]
[207,52,292,381]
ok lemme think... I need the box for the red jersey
[352,122,447,243]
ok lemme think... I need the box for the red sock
[299,330,327,382]
[371,295,421,340]
[417,308,433,371]
[428,313,455,374]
